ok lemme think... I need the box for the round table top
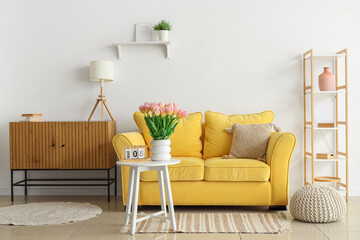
[117,159,180,167]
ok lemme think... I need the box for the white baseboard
[349,190,360,196]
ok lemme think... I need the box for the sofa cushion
[204,157,270,182]
[134,112,203,158]
[203,111,274,159]
[140,157,204,181]
[225,123,278,160]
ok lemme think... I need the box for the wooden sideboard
[9,121,117,201]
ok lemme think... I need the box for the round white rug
[0,202,102,226]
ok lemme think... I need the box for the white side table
[117,159,180,235]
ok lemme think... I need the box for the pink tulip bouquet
[139,102,188,140]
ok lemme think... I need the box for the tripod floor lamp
[88,60,115,121]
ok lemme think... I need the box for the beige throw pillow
[224,123,280,160]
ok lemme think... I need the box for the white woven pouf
[290,184,346,223]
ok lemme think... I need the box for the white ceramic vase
[150,139,171,161]
[158,30,169,41]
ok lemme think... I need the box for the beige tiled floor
[0,195,359,240]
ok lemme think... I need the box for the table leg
[11,170,14,202]
[107,169,110,202]
[124,167,135,226]
[158,170,168,222]
[24,170,28,196]
[114,166,117,196]
[130,167,140,235]
[163,166,177,231]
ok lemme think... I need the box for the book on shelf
[318,123,335,128]
[21,113,43,122]
[316,153,338,159]
[21,113,43,117]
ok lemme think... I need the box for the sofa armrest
[112,132,146,206]
[266,132,296,205]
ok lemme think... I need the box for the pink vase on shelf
[318,67,335,91]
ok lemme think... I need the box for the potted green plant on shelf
[153,20,172,42]
[139,102,187,161]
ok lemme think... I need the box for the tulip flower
[165,103,173,108]
[173,105,179,114]
[154,109,161,116]
[149,102,156,110]
[144,103,150,113]
[151,105,160,114]
[177,109,188,118]
[159,107,166,117]
[139,105,145,113]
[177,109,183,117]
[165,107,173,115]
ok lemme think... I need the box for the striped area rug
[121,212,291,234]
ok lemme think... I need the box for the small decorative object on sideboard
[318,122,335,128]
[318,67,335,91]
[120,145,149,161]
[139,102,187,161]
[153,20,171,41]
[135,23,152,42]
[316,153,338,159]
[21,113,43,122]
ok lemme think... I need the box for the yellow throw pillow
[133,112,203,158]
[203,110,274,159]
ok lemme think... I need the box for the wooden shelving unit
[303,48,349,201]
[113,41,171,60]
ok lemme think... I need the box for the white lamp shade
[90,61,114,82]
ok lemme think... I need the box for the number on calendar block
[120,145,149,161]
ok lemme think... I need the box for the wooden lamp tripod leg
[103,100,115,121]
[88,99,100,121]
[101,100,104,121]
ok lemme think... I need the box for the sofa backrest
[133,111,274,159]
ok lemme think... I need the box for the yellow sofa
[113,111,296,209]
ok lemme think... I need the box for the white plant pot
[150,139,171,161]
[158,30,170,42]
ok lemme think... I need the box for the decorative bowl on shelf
[314,176,341,190]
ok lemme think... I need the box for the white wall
[1,0,360,196]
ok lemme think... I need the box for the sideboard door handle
[62,144,65,147]
[52,144,55,147]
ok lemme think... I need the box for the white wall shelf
[305,90,346,95]
[304,54,345,60]
[306,158,347,162]
[305,127,339,130]
[113,41,171,60]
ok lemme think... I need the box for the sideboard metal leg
[11,170,14,202]
[107,169,110,202]
[24,170,28,196]
[114,166,117,196]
